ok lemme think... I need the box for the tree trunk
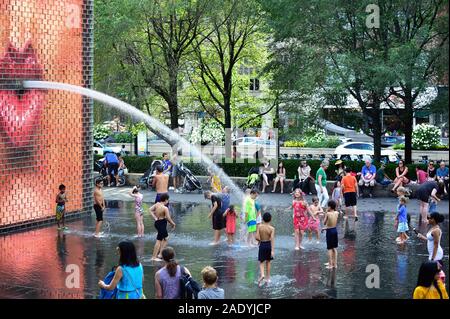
[275,102,280,160]
[224,91,232,160]
[372,113,382,163]
[403,105,414,164]
[403,88,414,164]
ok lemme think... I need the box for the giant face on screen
[0,0,92,229]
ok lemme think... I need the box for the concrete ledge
[121,172,425,198]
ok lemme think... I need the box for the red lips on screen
[0,41,45,155]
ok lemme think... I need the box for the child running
[149,193,176,261]
[223,205,237,245]
[308,197,323,243]
[395,196,409,244]
[244,190,259,247]
[55,184,68,230]
[322,200,339,269]
[256,212,275,286]
[331,181,343,214]
[130,186,144,237]
[292,189,310,250]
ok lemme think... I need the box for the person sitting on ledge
[375,163,392,186]
[358,159,376,198]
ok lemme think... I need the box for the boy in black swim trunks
[149,193,176,261]
[55,184,68,230]
[322,200,339,269]
[93,179,106,238]
[256,212,275,286]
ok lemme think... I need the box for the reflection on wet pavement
[0,200,448,299]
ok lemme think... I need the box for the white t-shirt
[298,166,311,181]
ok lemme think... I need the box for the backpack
[179,266,201,299]
[98,268,118,299]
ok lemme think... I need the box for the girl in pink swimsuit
[130,186,145,237]
[293,189,311,250]
[308,197,323,243]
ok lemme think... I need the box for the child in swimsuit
[331,181,343,214]
[255,201,262,227]
[130,186,144,237]
[245,190,259,247]
[208,167,222,192]
[322,200,339,269]
[293,188,311,250]
[256,212,275,286]
[395,196,409,244]
[308,196,323,243]
[149,193,176,261]
[223,205,237,245]
[55,184,68,230]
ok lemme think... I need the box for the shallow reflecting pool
[0,200,448,299]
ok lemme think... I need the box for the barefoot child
[292,189,310,250]
[55,184,68,230]
[331,181,343,214]
[130,186,144,237]
[255,200,262,228]
[256,212,275,286]
[149,193,176,261]
[244,190,259,246]
[322,200,339,269]
[396,186,412,231]
[395,196,409,244]
[308,197,323,243]
[208,167,222,192]
[223,205,237,245]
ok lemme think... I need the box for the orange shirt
[342,175,357,193]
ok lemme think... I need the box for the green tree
[262,0,448,163]
[187,0,277,157]
[384,0,448,163]
[94,0,212,136]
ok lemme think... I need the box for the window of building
[250,78,260,91]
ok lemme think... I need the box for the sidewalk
[102,186,448,216]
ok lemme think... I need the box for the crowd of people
[51,153,449,299]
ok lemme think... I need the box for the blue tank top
[118,264,143,292]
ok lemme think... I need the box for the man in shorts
[342,167,359,221]
[93,179,106,237]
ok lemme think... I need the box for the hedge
[94,155,429,181]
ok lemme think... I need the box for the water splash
[22,80,244,202]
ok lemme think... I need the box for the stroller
[139,159,163,190]
[177,162,203,193]
[243,167,261,191]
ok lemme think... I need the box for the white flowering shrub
[189,121,224,145]
[412,124,440,150]
[94,124,111,140]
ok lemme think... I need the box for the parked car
[233,137,276,146]
[334,142,399,162]
[338,136,353,144]
[93,141,122,156]
[381,135,405,147]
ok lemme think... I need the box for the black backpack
[179,266,201,299]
